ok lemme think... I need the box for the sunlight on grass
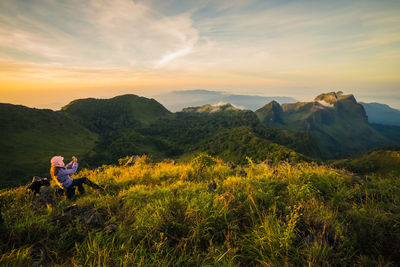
[1,155,399,266]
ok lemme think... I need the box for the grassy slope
[185,126,311,164]
[1,155,399,266]
[0,104,97,188]
[332,150,400,175]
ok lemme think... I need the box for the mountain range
[154,90,400,127]
[1,91,399,188]
[360,102,400,126]
[154,89,297,112]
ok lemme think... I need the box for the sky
[0,0,399,109]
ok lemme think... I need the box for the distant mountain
[370,124,400,143]
[360,102,400,126]
[256,91,391,159]
[154,89,297,112]
[0,103,97,188]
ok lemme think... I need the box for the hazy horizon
[1,88,399,111]
[1,0,399,109]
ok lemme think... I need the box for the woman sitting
[50,156,103,199]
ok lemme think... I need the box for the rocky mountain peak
[182,103,242,113]
[314,91,357,104]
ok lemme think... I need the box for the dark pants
[65,177,102,199]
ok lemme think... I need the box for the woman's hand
[72,156,78,163]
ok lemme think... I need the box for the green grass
[1,154,399,266]
[332,149,400,176]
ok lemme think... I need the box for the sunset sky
[0,0,399,109]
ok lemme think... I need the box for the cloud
[0,0,199,68]
[156,46,193,67]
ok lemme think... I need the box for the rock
[63,204,79,214]
[54,205,103,229]
[26,177,50,195]
[125,155,139,166]
[79,209,103,228]
[227,161,236,169]
[38,186,56,206]
[104,224,118,234]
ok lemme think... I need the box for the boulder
[104,224,118,234]
[125,155,139,166]
[79,208,103,228]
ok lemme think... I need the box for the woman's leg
[72,177,103,191]
[71,178,86,194]
[65,186,76,199]
[65,177,103,199]
[81,177,103,191]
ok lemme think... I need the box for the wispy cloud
[0,0,199,68]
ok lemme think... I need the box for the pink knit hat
[51,156,65,167]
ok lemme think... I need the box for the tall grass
[0,155,399,266]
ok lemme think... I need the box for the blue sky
[0,0,399,109]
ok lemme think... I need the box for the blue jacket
[55,161,78,188]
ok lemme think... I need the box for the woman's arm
[58,163,79,175]
[65,161,74,169]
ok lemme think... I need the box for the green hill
[186,126,312,164]
[62,94,171,133]
[0,103,97,188]
[332,149,400,175]
[256,92,391,159]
